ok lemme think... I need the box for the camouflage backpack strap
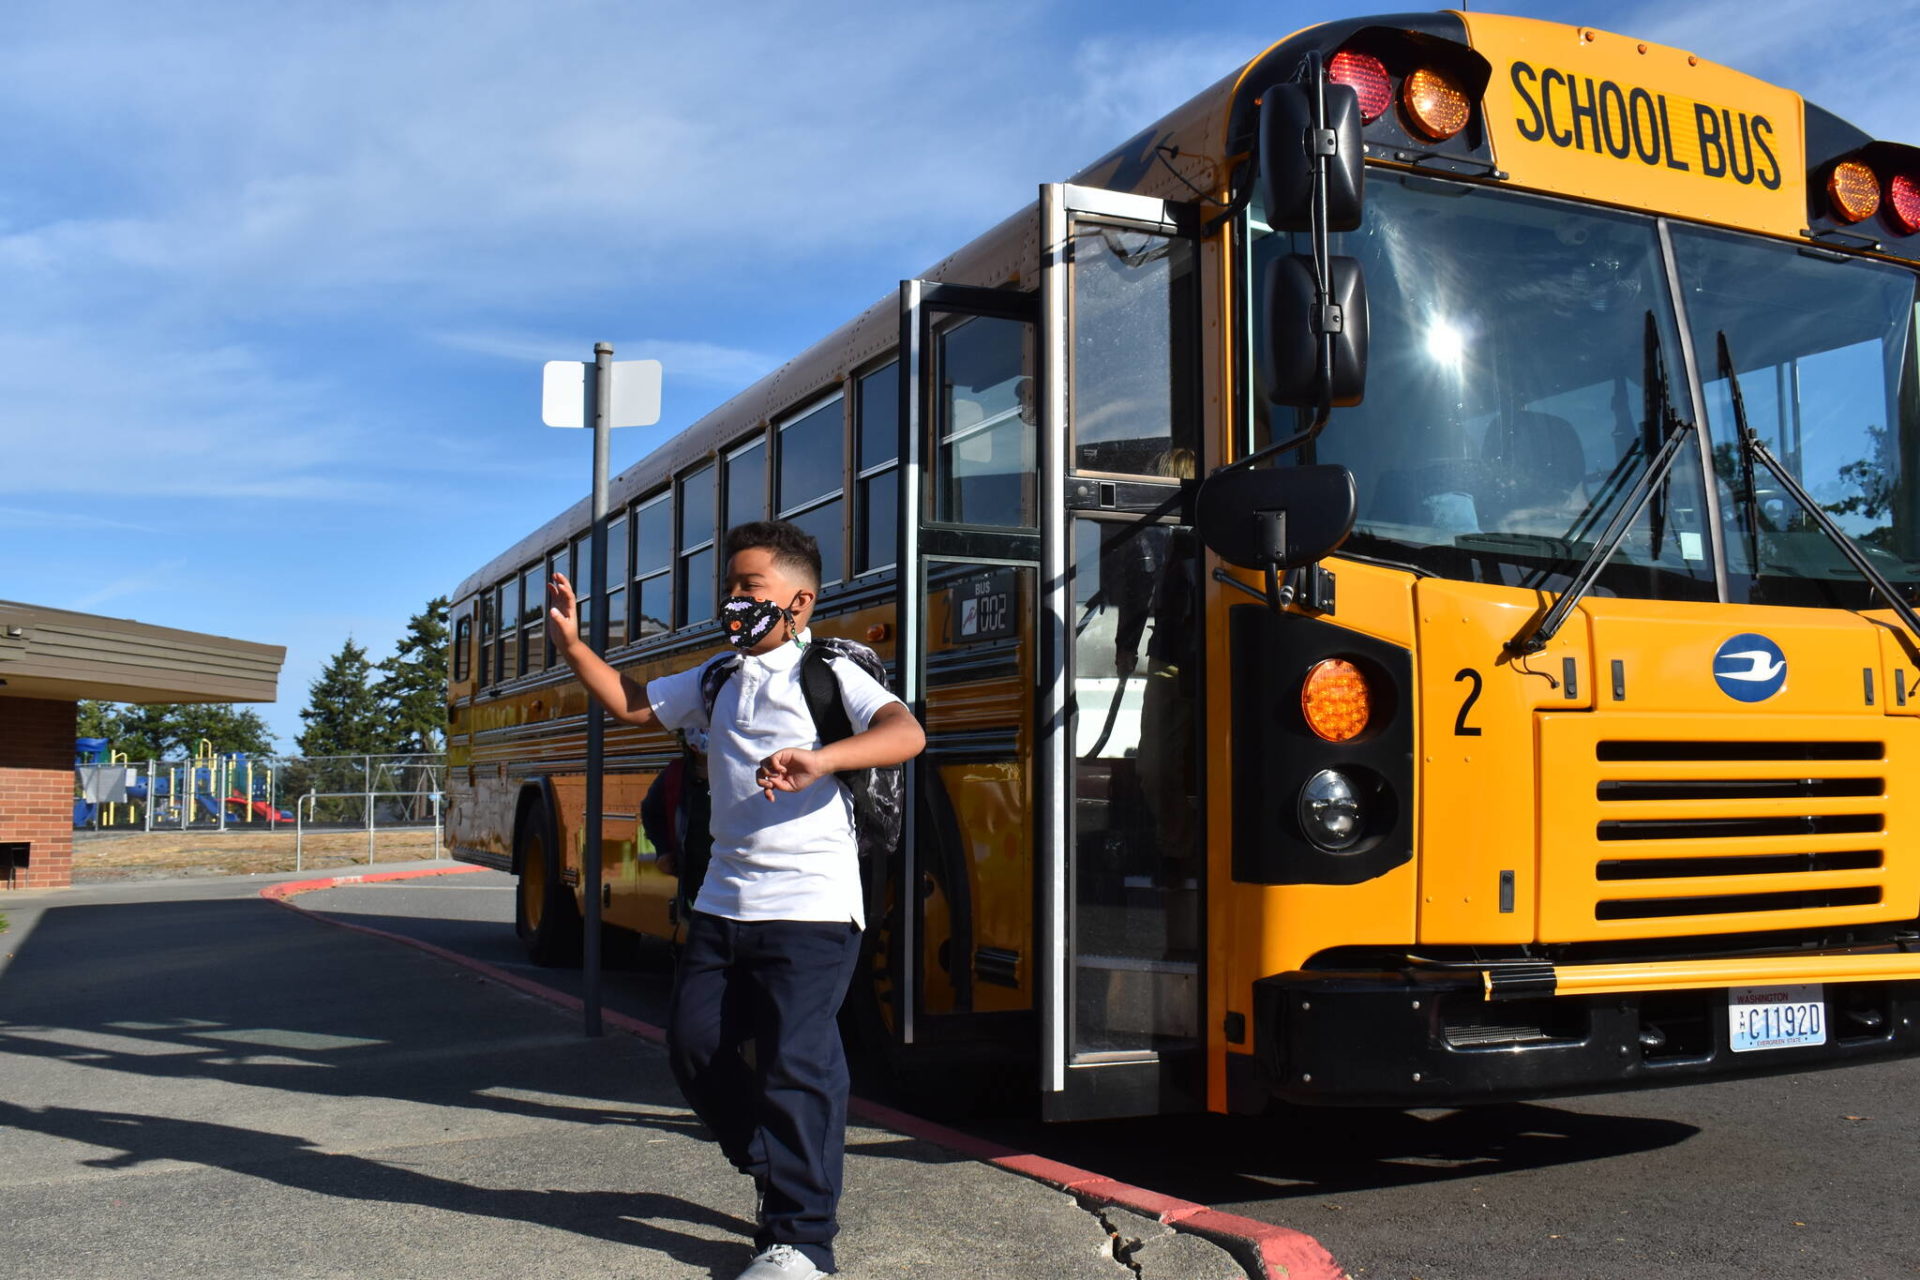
[698,652,744,721]
[810,634,891,688]
[801,639,906,863]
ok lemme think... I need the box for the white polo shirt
[647,629,901,928]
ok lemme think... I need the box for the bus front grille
[1536,719,1912,942]
[1589,738,1886,925]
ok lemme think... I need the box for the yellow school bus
[447,11,1920,1119]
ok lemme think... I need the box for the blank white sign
[542,359,663,428]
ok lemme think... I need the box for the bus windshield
[1251,173,1920,611]
[1672,226,1920,610]
[1253,172,1716,600]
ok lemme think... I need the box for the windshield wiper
[1564,316,1674,556]
[1717,330,1920,648]
[1508,316,1694,657]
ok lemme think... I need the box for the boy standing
[547,520,925,1280]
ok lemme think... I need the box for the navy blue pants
[668,911,863,1274]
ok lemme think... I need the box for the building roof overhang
[0,600,285,705]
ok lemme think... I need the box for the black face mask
[721,594,798,651]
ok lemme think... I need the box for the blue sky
[4,0,1918,750]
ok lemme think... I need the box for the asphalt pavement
[0,864,1253,1280]
[288,866,1920,1280]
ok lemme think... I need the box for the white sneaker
[736,1243,827,1280]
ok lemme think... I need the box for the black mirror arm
[1218,50,1341,481]
[1256,508,1288,610]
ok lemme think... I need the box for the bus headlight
[1299,769,1365,851]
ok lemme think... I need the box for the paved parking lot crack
[1092,1203,1251,1279]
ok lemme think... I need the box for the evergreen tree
[76,700,124,744]
[296,639,389,758]
[73,701,273,760]
[169,704,276,757]
[375,596,450,753]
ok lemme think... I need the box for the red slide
[225,794,292,824]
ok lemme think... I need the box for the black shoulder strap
[699,653,743,720]
[800,645,855,746]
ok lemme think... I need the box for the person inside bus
[547,521,925,1280]
[1109,447,1200,953]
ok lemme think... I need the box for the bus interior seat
[1367,458,1490,533]
[1480,410,1585,526]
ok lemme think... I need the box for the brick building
[0,601,284,890]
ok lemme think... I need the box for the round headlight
[1299,769,1365,851]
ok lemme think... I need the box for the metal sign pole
[583,341,613,1037]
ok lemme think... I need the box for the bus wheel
[514,798,581,967]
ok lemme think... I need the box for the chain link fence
[76,752,447,869]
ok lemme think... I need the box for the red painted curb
[264,868,1347,1280]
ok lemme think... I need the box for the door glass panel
[916,560,1036,1022]
[1071,225,1199,476]
[1070,515,1200,1057]
[934,316,1035,528]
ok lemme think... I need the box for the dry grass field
[71,827,448,881]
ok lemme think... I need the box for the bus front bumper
[1244,951,1920,1107]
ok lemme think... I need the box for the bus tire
[514,795,581,967]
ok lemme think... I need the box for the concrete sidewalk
[0,865,1257,1279]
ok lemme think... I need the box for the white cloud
[0,323,400,501]
[0,505,158,533]
[69,560,190,612]
[431,328,776,386]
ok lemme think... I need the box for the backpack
[698,637,906,919]
[639,753,713,918]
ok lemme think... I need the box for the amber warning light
[1403,67,1471,141]
[1302,658,1373,742]
[1828,160,1881,224]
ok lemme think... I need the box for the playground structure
[74,737,291,832]
[73,740,453,837]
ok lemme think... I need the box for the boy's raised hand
[547,573,581,648]
[756,748,828,801]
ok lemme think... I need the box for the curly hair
[724,520,822,589]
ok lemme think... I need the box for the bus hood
[1412,579,1920,946]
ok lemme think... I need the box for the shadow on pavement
[986,1101,1699,1213]
[0,890,963,1273]
[0,1098,747,1275]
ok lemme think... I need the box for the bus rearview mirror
[1257,82,1364,232]
[1194,464,1357,571]
[1261,254,1369,408]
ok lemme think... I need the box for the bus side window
[856,360,899,575]
[635,490,672,640]
[497,578,520,680]
[477,594,494,686]
[726,432,768,532]
[520,562,547,672]
[679,465,716,627]
[453,612,472,684]
[778,393,846,585]
[605,511,629,649]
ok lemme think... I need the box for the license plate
[1728,984,1826,1053]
